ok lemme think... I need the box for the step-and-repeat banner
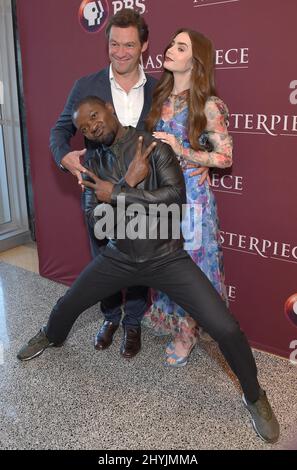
[16,0,297,358]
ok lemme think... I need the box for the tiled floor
[0,259,296,449]
[0,242,39,274]
[0,244,296,449]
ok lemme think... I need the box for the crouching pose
[18,97,279,444]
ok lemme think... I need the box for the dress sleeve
[181,97,233,168]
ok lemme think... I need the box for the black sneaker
[242,389,280,443]
[17,327,54,361]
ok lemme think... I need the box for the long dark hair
[146,29,217,150]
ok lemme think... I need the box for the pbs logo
[284,293,297,328]
[79,0,110,33]
[79,0,146,34]
[112,1,146,14]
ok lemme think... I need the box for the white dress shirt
[109,64,147,127]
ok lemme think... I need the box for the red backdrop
[16,0,297,358]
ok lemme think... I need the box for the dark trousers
[46,247,260,402]
[87,220,148,327]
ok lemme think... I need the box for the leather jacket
[83,127,186,262]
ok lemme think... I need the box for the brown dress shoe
[94,321,119,350]
[120,327,141,358]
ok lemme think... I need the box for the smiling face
[108,25,148,76]
[163,31,193,74]
[73,101,119,146]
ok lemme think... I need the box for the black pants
[86,219,148,327]
[46,247,260,402]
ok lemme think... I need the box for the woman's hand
[152,132,182,155]
[152,132,210,185]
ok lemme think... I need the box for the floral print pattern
[143,93,230,336]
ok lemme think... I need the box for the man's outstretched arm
[50,80,87,182]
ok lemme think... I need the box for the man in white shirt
[109,64,147,128]
[50,9,157,358]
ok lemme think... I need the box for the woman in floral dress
[144,28,233,366]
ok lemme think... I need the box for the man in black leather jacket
[80,96,186,358]
[17,96,279,444]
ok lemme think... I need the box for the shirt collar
[109,64,147,90]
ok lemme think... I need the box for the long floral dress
[143,91,232,341]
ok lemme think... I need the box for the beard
[101,130,116,146]
[92,130,116,147]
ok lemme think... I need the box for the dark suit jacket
[49,67,157,167]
